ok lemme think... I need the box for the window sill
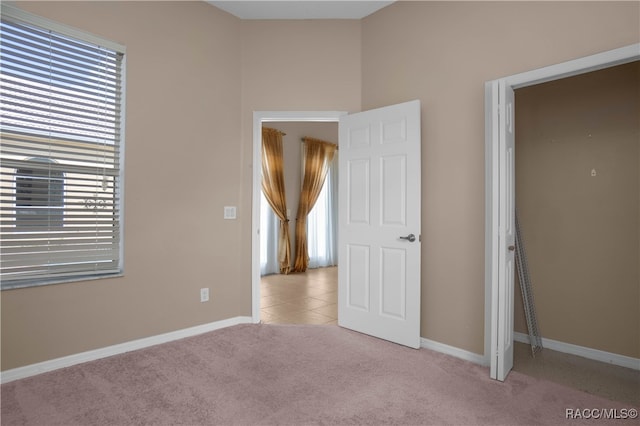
[1,271,124,291]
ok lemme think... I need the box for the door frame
[484,43,639,379]
[252,111,347,322]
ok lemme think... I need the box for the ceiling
[207,1,395,20]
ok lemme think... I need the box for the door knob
[399,234,416,242]
[508,245,515,251]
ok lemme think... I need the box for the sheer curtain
[307,153,338,269]
[260,191,280,275]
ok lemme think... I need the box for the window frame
[0,4,126,290]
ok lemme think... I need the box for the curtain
[261,127,291,274]
[292,138,337,272]
[307,153,338,268]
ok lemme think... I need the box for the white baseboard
[421,337,487,366]
[0,316,253,384]
[514,332,640,371]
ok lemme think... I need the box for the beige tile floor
[260,266,338,325]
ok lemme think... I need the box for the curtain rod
[301,137,339,149]
[262,127,285,136]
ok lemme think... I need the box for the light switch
[224,206,237,219]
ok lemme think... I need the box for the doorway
[252,100,423,350]
[258,120,339,324]
[510,61,639,405]
[485,43,640,381]
[251,111,346,322]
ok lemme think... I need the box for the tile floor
[260,266,338,325]
[261,267,638,405]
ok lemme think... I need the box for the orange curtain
[261,127,291,274]
[292,137,337,273]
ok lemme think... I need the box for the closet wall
[514,62,639,358]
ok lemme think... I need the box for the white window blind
[0,7,125,289]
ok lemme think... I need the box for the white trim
[514,332,640,371]
[251,111,347,322]
[119,53,127,276]
[506,44,639,89]
[1,2,126,53]
[485,43,640,381]
[421,337,487,366]
[257,111,348,123]
[484,80,500,374]
[0,316,253,384]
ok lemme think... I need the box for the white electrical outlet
[200,288,209,302]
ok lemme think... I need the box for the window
[0,5,125,289]
[259,191,280,276]
[307,156,338,268]
[16,157,64,228]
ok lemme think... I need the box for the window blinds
[0,9,125,288]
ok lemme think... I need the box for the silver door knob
[508,245,515,251]
[399,234,416,242]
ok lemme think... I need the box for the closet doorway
[251,111,346,323]
[485,43,639,382]
[511,60,639,405]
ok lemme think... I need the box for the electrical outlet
[200,288,209,302]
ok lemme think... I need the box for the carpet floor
[1,324,637,425]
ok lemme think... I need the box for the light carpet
[1,324,636,425]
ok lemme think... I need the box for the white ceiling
[207,1,395,20]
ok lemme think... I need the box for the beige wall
[1,1,245,370]
[513,62,639,358]
[1,3,361,370]
[238,19,361,298]
[2,1,638,371]
[264,122,338,263]
[361,1,640,354]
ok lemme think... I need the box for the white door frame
[484,43,639,377]
[251,111,347,321]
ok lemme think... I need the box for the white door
[338,100,421,349]
[490,80,516,380]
